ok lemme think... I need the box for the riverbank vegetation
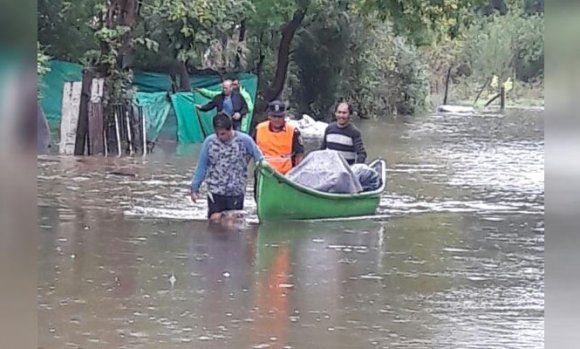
[38,0,543,120]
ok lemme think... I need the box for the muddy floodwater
[38,109,544,348]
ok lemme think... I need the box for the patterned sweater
[191,132,264,196]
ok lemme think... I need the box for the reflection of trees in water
[254,221,384,347]
[254,215,461,347]
[253,242,291,347]
[38,208,462,347]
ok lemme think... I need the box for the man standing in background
[231,78,254,117]
[197,77,254,118]
[195,80,248,131]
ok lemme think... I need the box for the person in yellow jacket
[252,100,305,175]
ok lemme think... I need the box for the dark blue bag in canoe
[351,164,382,192]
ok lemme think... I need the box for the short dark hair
[226,73,240,81]
[213,112,233,131]
[335,101,353,115]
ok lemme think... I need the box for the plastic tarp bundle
[351,164,382,192]
[286,150,363,194]
[286,114,327,139]
[436,105,476,115]
[39,60,258,144]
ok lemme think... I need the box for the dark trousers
[207,193,244,218]
[232,119,242,131]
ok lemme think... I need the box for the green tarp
[40,61,82,127]
[39,60,258,144]
[134,92,172,142]
[170,93,205,144]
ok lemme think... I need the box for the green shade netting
[170,93,205,144]
[39,60,258,144]
[134,92,172,142]
[39,61,82,127]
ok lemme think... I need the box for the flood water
[38,109,544,348]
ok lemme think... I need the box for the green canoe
[255,159,386,221]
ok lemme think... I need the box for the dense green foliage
[38,0,544,118]
[461,8,544,82]
[37,43,51,77]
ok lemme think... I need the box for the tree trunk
[176,61,191,91]
[443,66,452,105]
[263,7,308,102]
[97,0,140,105]
[235,19,247,69]
[253,32,267,121]
[499,87,506,112]
[102,0,140,71]
[239,20,246,42]
[119,0,139,69]
[473,77,490,105]
[484,92,501,107]
[255,31,265,77]
[74,68,94,155]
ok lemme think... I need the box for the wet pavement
[38,109,544,348]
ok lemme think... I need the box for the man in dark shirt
[320,102,367,165]
[195,80,248,131]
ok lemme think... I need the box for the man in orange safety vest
[252,100,304,175]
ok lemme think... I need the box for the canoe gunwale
[256,158,387,200]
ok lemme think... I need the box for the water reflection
[39,204,542,348]
[38,110,543,348]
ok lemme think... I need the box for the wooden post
[500,87,506,112]
[142,106,147,156]
[114,106,122,156]
[74,68,94,155]
[87,78,105,155]
[484,93,501,108]
[129,105,143,155]
[118,105,129,155]
[104,104,122,156]
[103,126,108,157]
[473,77,490,106]
[443,66,452,105]
[59,81,82,155]
[87,103,104,155]
[125,108,134,156]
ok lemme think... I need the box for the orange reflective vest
[256,121,295,174]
